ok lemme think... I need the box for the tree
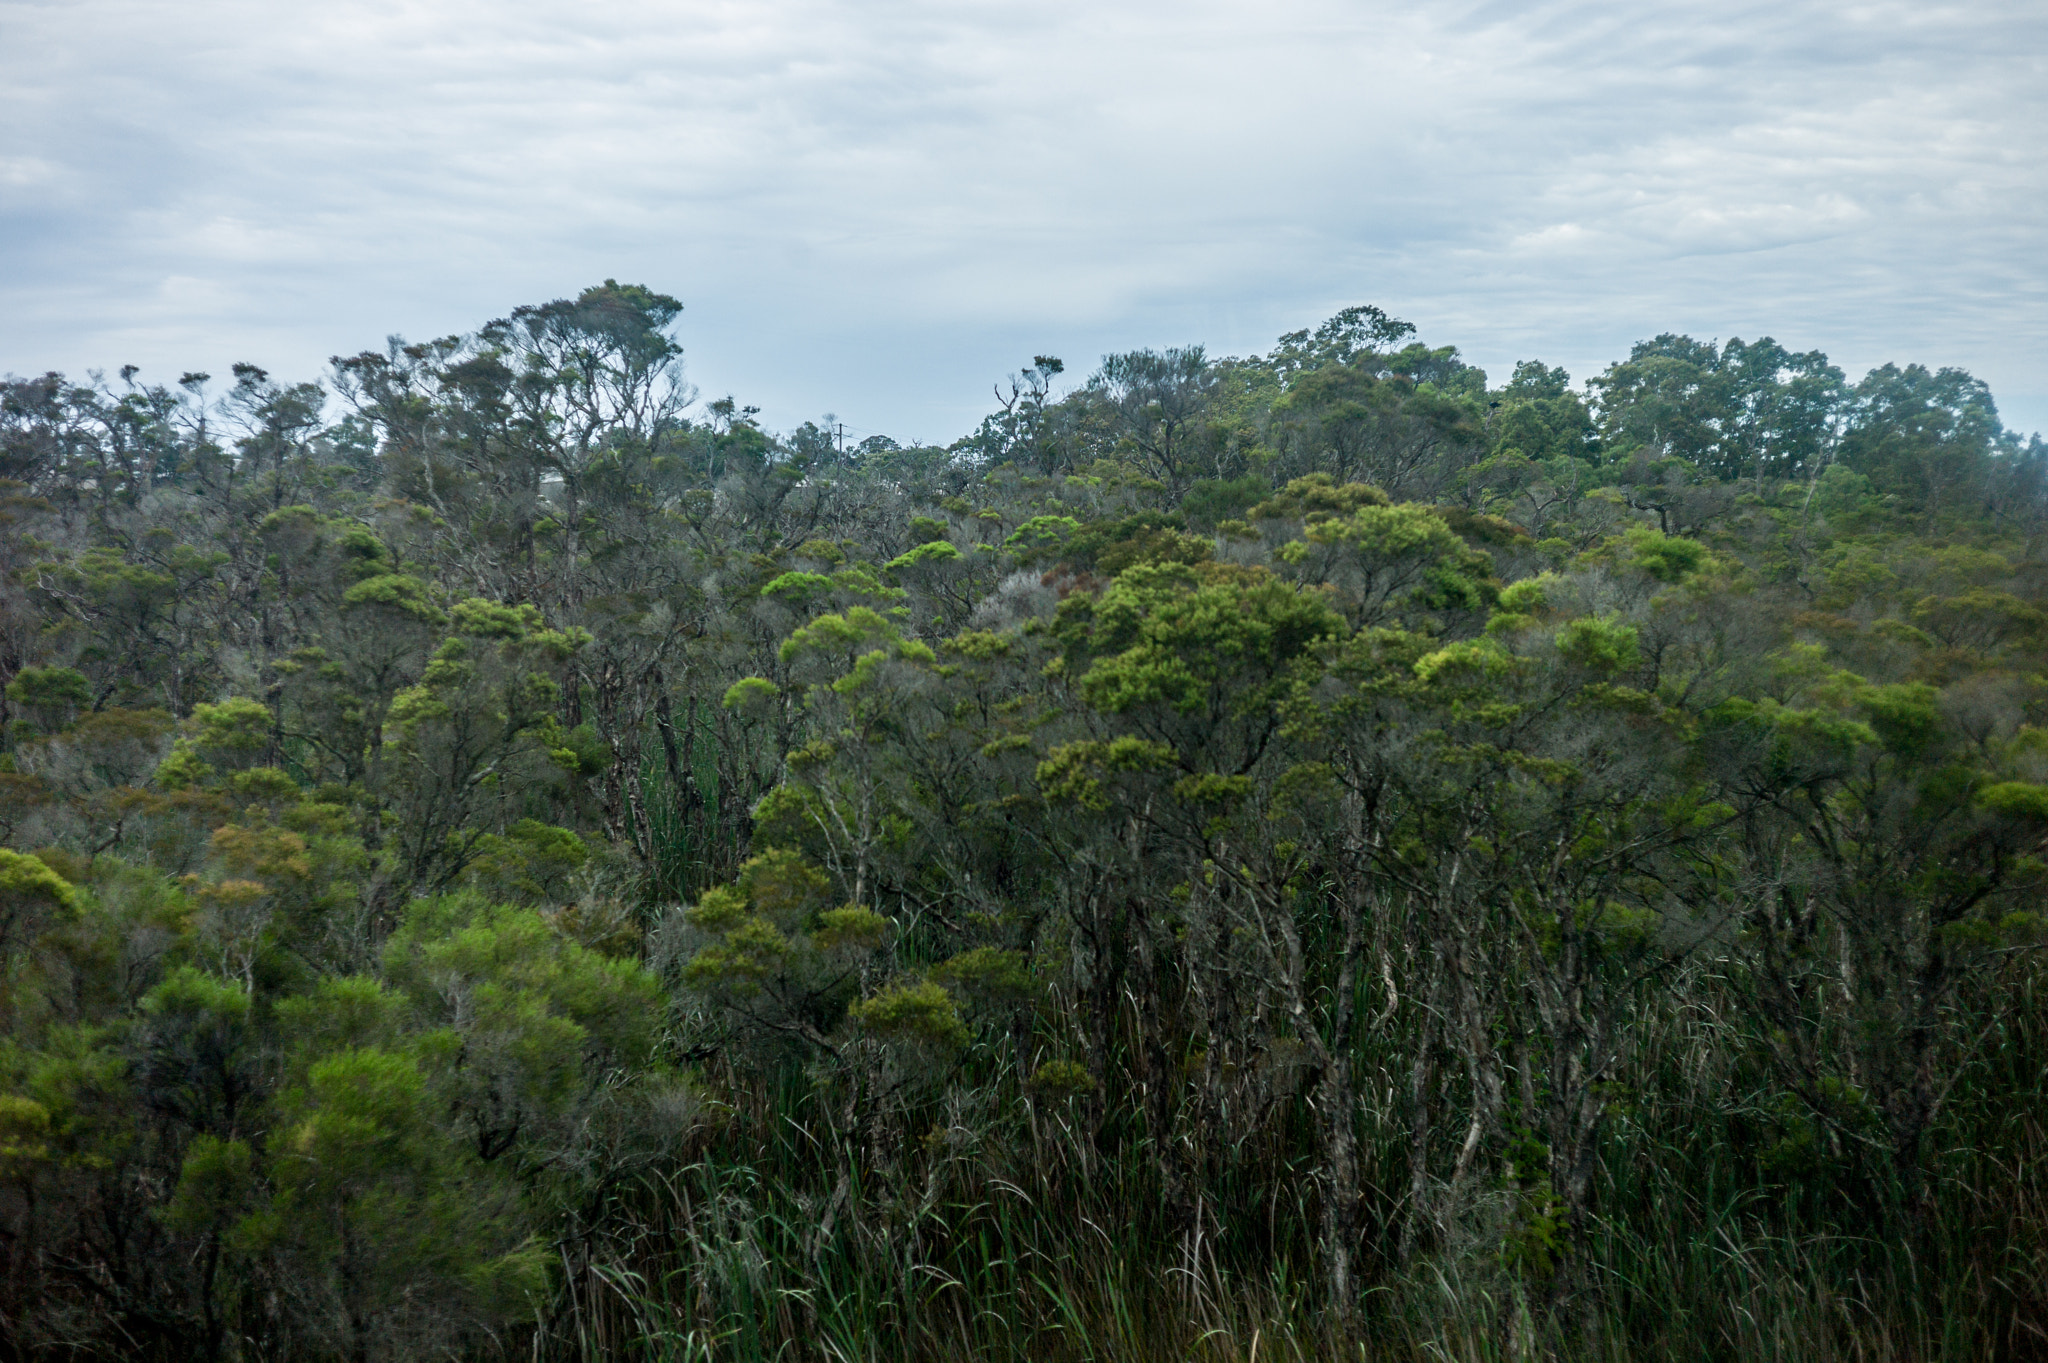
[1093,347,1219,487]
[1707,671,2048,1200]
[1270,304,1417,381]
[1839,362,2003,525]
[1589,334,1844,482]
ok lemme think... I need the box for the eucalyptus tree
[1588,334,1845,483]
[1093,346,1220,488]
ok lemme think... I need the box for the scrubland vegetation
[3,285,2047,1360]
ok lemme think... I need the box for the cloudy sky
[4,0,2044,442]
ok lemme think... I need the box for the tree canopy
[2,290,2046,1361]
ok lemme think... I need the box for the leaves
[3,288,2047,1359]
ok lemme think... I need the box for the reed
[530,958,2048,1361]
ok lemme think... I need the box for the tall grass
[527,957,2048,1362]
[573,754,2048,1363]
[639,712,752,902]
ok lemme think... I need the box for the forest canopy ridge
[2,284,2047,1362]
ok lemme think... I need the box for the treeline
[2,283,2047,1361]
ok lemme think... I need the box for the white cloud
[1,0,2043,436]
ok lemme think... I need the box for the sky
[3,0,2044,444]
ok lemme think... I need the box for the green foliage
[1554,615,1641,674]
[341,572,443,623]
[676,850,894,1055]
[0,849,75,919]
[780,606,920,669]
[847,978,968,1050]
[1002,514,1082,558]
[1858,681,1942,758]
[5,666,91,736]
[1588,334,1844,480]
[1054,562,1341,717]
[547,722,609,778]
[1026,1057,1097,1097]
[812,904,888,952]
[464,819,591,904]
[384,893,659,1064]
[1034,511,1214,575]
[1249,472,1389,521]
[885,539,963,572]
[760,569,835,606]
[1617,526,1710,583]
[1180,474,1270,529]
[251,1044,542,1353]
[3,289,2047,1363]
[932,946,1034,1007]
[156,697,275,787]
[1277,499,1495,623]
[1037,737,1177,810]
[1413,637,1515,685]
[1980,781,2048,821]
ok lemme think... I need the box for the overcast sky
[4,0,2044,443]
